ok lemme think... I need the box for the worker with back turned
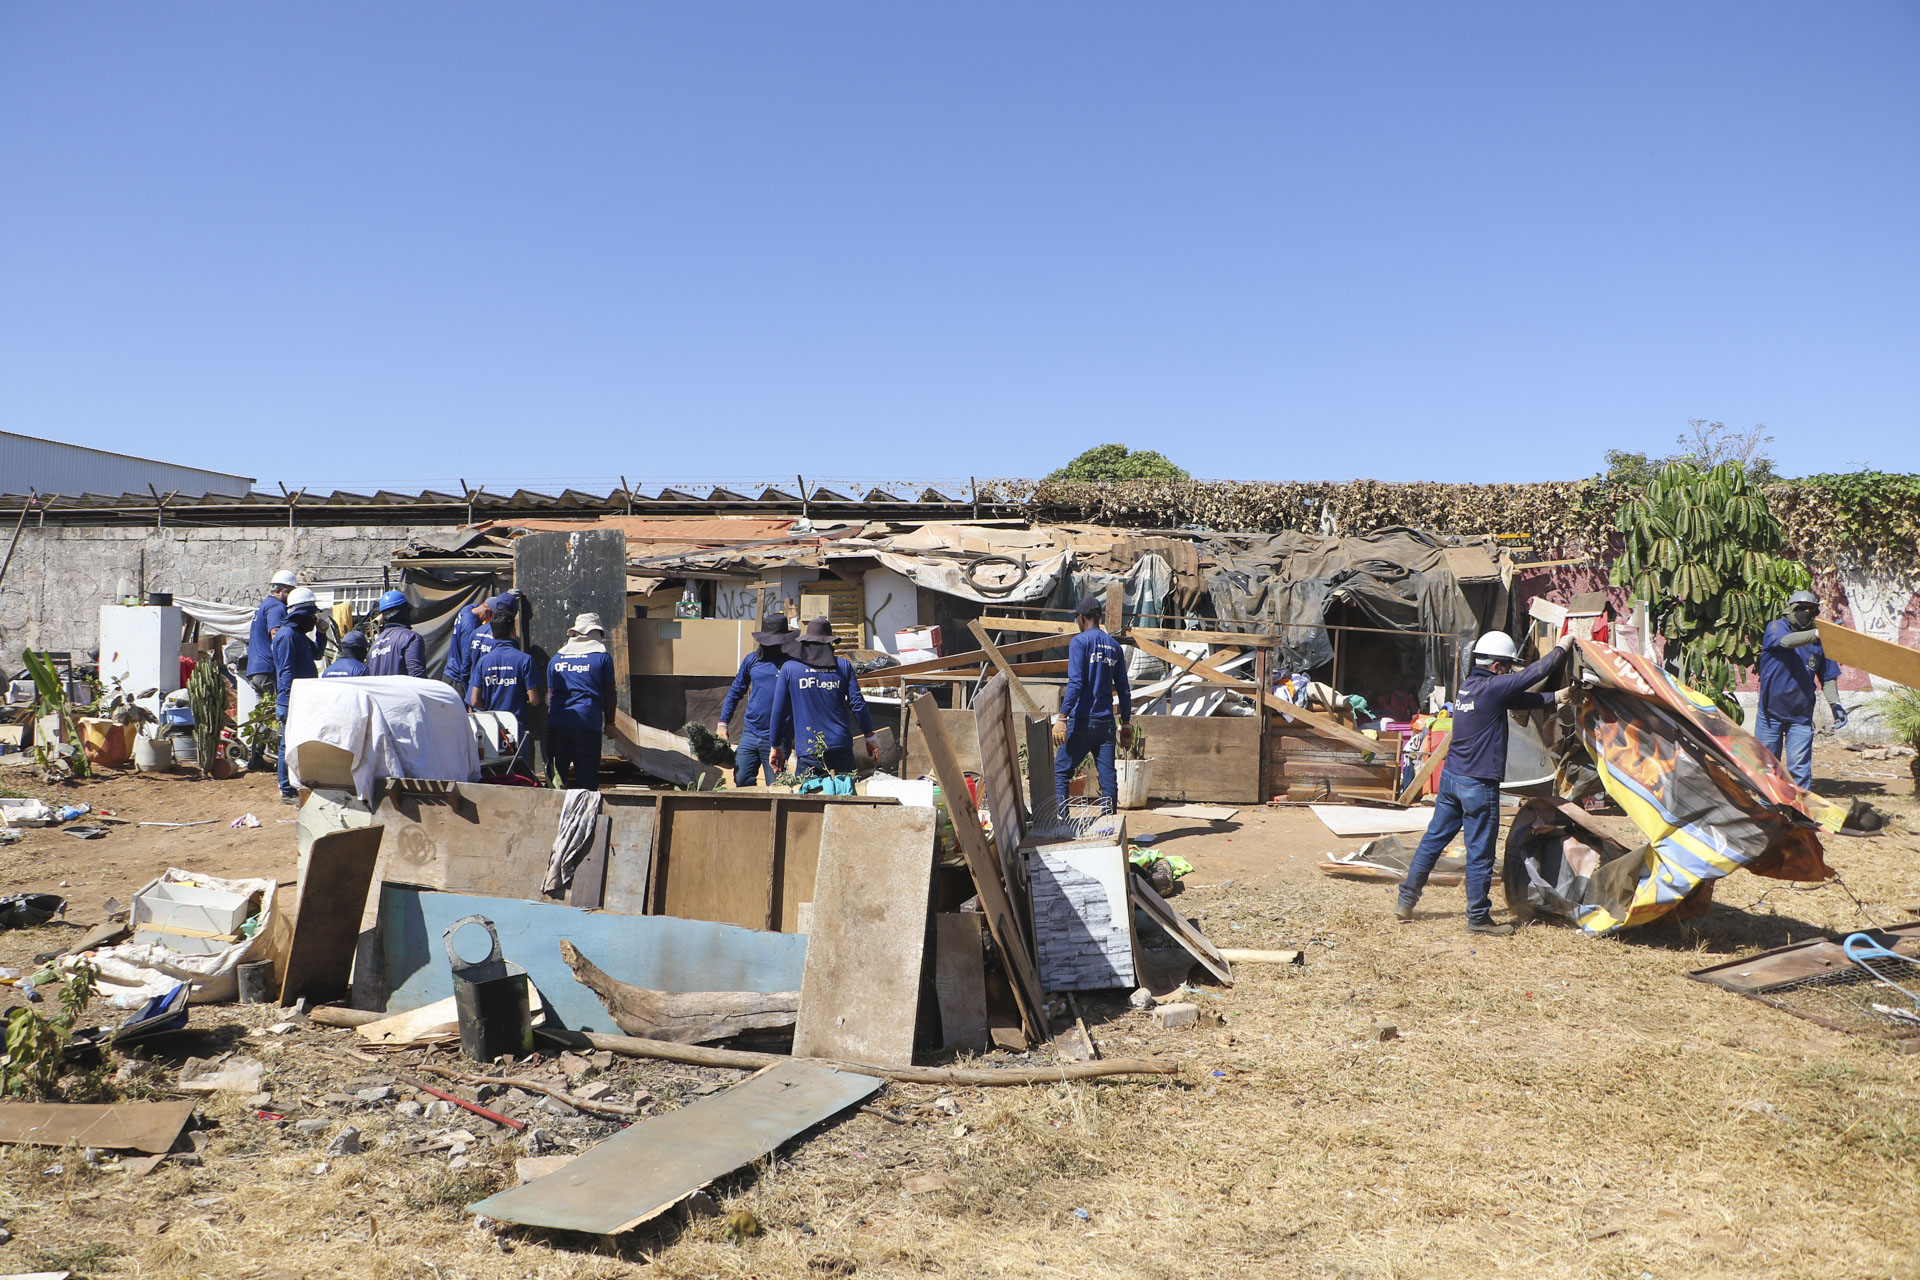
[321,630,370,678]
[367,589,427,678]
[272,587,322,804]
[244,570,296,771]
[546,613,616,791]
[769,619,876,778]
[1051,595,1133,816]
[1396,630,1572,935]
[717,611,797,786]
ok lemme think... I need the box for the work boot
[1394,897,1416,922]
[1466,919,1514,936]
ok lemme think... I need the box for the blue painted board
[379,886,808,1033]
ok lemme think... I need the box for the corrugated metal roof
[0,431,255,499]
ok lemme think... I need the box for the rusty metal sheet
[469,1059,879,1233]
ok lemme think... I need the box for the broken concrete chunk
[1150,1002,1199,1029]
[355,1085,396,1104]
[294,1118,331,1136]
[394,1100,425,1119]
[178,1056,266,1093]
[1372,1022,1399,1042]
[325,1127,362,1156]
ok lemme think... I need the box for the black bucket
[443,914,532,1062]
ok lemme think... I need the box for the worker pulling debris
[367,588,427,678]
[273,586,322,803]
[244,569,297,773]
[1756,589,1845,789]
[321,630,370,678]
[1052,595,1134,817]
[717,611,798,786]
[1396,629,1572,935]
[547,612,616,791]
[770,617,877,778]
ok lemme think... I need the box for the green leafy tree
[1611,460,1808,719]
[1047,444,1189,482]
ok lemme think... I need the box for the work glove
[1051,720,1068,748]
[1556,632,1576,652]
[716,721,729,741]
[1830,702,1849,729]
[1555,686,1573,705]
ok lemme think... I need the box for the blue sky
[2,3,1914,492]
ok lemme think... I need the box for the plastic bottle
[54,803,90,823]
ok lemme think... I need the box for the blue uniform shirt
[1059,627,1132,728]
[322,656,369,679]
[771,658,873,756]
[720,651,788,742]
[247,594,288,677]
[1758,618,1840,724]
[548,650,616,731]
[368,625,427,678]
[1448,646,1568,782]
[272,626,319,711]
[446,609,490,688]
[470,637,543,714]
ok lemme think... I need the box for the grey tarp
[1198,527,1480,701]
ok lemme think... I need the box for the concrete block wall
[0,523,461,660]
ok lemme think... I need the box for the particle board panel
[972,674,1029,872]
[370,782,568,900]
[933,914,989,1054]
[791,805,937,1066]
[903,706,981,778]
[600,804,659,915]
[278,826,386,1006]
[469,1060,880,1234]
[650,795,780,930]
[1130,714,1262,803]
[514,528,631,717]
[378,886,807,1031]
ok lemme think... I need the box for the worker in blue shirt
[244,570,297,769]
[322,631,370,678]
[1052,596,1134,816]
[367,589,427,678]
[718,612,797,786]
[445,596,493,692]
[272,587,322,803]
[770,619,876,777]
[547,613,617,791]
[468,599,544,717]
[1756,590,1845,789]
[1398,630,1573,935]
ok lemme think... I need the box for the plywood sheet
[600,804,657,915]
[279,826,385,1006]
[0,1099,196,1153]
[792,806,936,1066]
[1310,804,1434,837]
[652,795,778,929]
[903,707,981,778]
[631,618,755,678]
[933,914,988,1054]
[371,782,565,899]
[972,674,1028,872]
[1131,878,1233,986]
[1817,620,1920,690]
[378,887,807,1032]
[469,1059,881,1233]
[1131,714,1262,803]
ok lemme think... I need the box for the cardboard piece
[357,989,546,1047]
[0,1100,196,1154]
[791,806,937,1066]
[469,1060,881,1234]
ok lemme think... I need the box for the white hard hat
[270,570,298,588]
[1472,632,1519,663]
[568,612,605,637]
[286,586,318,612]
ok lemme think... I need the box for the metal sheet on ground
[791,806,936,1066]
[1309,803,1435,837]
[469,1059,881,1234]
[378,887,807,1031]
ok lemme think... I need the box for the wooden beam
[1396,731,1450,805]
[983,615,1426,651]
[968,619,1039,715]
[1128,634,1383,760]
[863,633,1072,681]
[860,661,1068,685]
[1105,581,1124,637]
[1816,620,1920,690]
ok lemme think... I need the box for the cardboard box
[894,626,940,660]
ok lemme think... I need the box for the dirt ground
[0,742,1917,1280]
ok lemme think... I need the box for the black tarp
[397,568,507,680]
[1198,527,1482,702]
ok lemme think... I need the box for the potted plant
[1115,724,1153,809]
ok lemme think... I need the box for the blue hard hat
[488,592,519,615]
[377,589,409,614]
[340,630,369,657]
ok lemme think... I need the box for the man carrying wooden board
[1756,590,1844,790]
[1051,595,1133,816]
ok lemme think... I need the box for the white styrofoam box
[132,876,253,939]
[894,625,940,655]
[863,774,936,807]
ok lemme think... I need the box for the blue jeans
[796,744,858,778]
[275,698,295,796]
[1399,770,1502,923]
[547,725,603,791]
[1055,720,1117,813]
[1755,710,1814,789]
[733,731,775,787]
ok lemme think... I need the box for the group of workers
[717,613,881,784]
[241,574,619,798]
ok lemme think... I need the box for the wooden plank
[933,914,989,1054]
[1131,634,1384,759]
[568,814,611,909]
[514,528,631,717]
[0,1100,196,1154]
[378,886,807,1032]
[775,801,825,933]
[1817,620,1920,690]
[1105,581,1124,635]
[1397,731,1450,804]
[611,708,723,789]
[911,694,1049,1043]
[279,826,385,1006]
[791,806,937,1066]
[968,619,1039,714]
[468,1059,881,1234]
[868,633,1072,681]
[652,795,779,929]
[864,659,1069,685]
[981,615,1334,650]
[1130,877,1233,986]
[1129,714,1261,803]
[372,781,564,900]
[972,674,1028,871]
[599,803,658,915]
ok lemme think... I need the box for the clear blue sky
[2,3,1914,493]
